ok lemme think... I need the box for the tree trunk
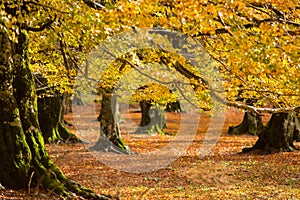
[90,90,130,154]
[243,112,300,154]
[228,111,263,135]
[0,30,112,199]
[136,101,166,135]
[140,100,152,127]
[37,93,79,143]
[60,92,74,125]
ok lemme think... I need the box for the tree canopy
[0,0,299,197]
[10,0,298,113]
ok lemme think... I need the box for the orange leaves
[23,0,300,108]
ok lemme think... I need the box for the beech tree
[1,1,297,197]
[0,0,116,198]
[82,0,300,153]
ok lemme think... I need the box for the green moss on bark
[0,29,113,198]
[37,94,79,143]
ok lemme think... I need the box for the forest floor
[1,104,299,199]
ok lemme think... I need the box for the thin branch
[24,15,56,32]
[174,82,202,109]
[98,46,300,114]
[28,172,35,194]
[115,58,202,109]
[278,18,300,27]
[26,1,69,14]
[192,15,300,37]
[247,2,285,18]
[247,4,272,17]
[115,57,174,85]
[83,0,107,10]
[207,52,247,85]
[36,85,56,92]
[214,12,233,36]
[58,34,70,71]
[76,76,98,83]
[238,88,299,97]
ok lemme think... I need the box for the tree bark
[243,112,300,154]
[90,89,130,154]
[37,93,79,143]
[228,111,263,135]
[136,101,166,135]
[0,29,112,199]
[140,100,152,127]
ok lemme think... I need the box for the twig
[28,172,35,194]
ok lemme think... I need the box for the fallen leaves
[1,107,299,199]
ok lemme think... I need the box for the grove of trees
[0,0,299,198]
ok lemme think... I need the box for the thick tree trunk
[140,100,152,127]
[37,93,79,143]
[228,111,263,135]
[0,30,112,199]
[243,112,300,154]
[0,31,31,189]
[136,101,166,135]
[90,90,130,154]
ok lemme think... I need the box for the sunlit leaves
[3,0,298,109]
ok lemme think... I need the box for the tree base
[38,95,81,144]
[228,111,263,135]
[89,135,132,155]
[242,113,300,154]
[137,103,166,135]
[135,123,165,135]
[45,177,117,199]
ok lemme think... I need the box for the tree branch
[24,15,56,32]
[97,44,300,115]
[83,0,107,10]
[210,87,300,114]
[26,1,69,14]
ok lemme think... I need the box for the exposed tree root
[89,135,132,155]
[243,113,300,154]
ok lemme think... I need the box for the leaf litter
[1,105,299,199]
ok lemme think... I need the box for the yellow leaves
[5,0,296,108]
[131,83,177,105]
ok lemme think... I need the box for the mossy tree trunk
[37,93,79,143]
[136,100,166,135]
[243,112,300,154]
[228,111,263,135]
[0,29,112,199]
[90,89,130,154]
